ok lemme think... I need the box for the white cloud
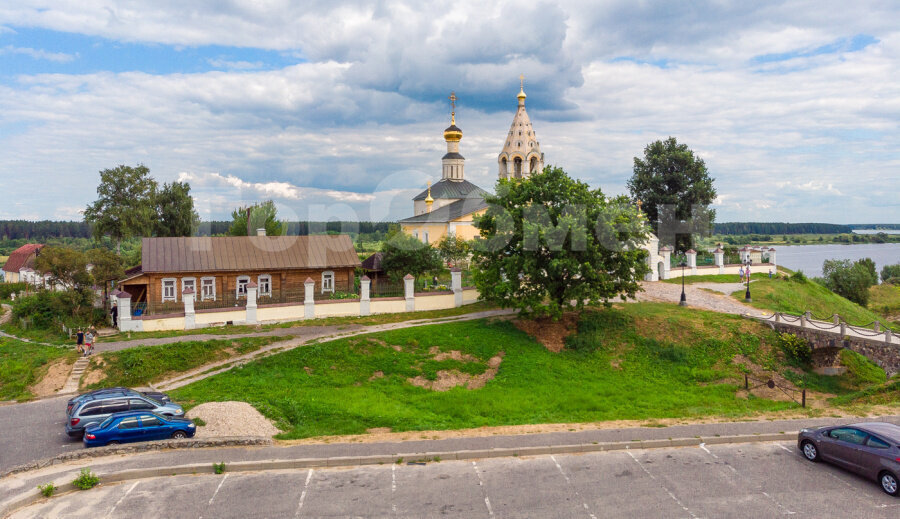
[0,44,75,62]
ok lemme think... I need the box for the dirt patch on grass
[29,357,73,397]
[428,347,477,362]
[186,401,281,438]
[408,352,504,391]
[368,370,384,381]
[513,313,579,352]
[80,357,108,387]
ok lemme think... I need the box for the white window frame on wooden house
[200,277,216,301]
[161,278,177,302]
[321,271,334,293]
[236,275,250,298]
[181,277,196,296]
[257,274,272,297]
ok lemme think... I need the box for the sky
[0,1,898,225]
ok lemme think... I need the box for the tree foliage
[155,181,199,237]
[628,137,716,251]
[228,200,285,236]
[435,234,471,267]
[882,263,900,284]
[380,232,443,282]
[472,166,649,320]
[86,248,124,306]
[33,246,91,290]
[821,259,876,307]
[83,165,158,251]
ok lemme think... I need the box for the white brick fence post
[686,249,697,276]
[768,248,777,269]
[713,247,724,274]
[451,268,462,307]
[183,288,196,329]
[404,274,415,312]
[245,282,257,325]
[115,291,141,332]
[360,276,371,316]
[304,277,315,319]
[659,246,672,280]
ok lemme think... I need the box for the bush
[37,483,56,498]
[0,282,28,300]
[72,468,100,490]
[882,263,900,284]
[10,288,100,329]
[821,259,874,307]
[213,462,226,475]
[789,270,807,283]
[778,332,811,364]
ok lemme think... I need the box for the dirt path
[0,304,11,326]
[155,308,516,391]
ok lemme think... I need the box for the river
[775,243,900,278]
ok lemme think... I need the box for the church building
[399,79,541,244]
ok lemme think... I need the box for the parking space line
[471,461,494,517]
[294,468,313,518]
[550,455,596,519]
[701,443,796,515]
[626,449,697,518]
[208,473,228,505]
[698,443,718,458]
[105,481,139,519]
[776,443,793,453]
[391,463,397,514]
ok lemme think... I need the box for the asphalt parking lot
[10,441,900,518]
[0,396,78,471]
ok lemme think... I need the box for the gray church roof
[412,178,489,201]
[399,197,489,223]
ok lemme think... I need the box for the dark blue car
[83,411,196,447]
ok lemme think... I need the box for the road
[10,442,900,518]
[0,396,79,472]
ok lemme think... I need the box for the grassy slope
[730,277,896,329]
[172,304,824,440]
[0,337,76,401]
[98,302,496,343]
[86,336,286,389]
[869,284,900,319]
[662,273,769,285]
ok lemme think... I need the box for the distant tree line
[714,222,854,235]
[0,221,93,240]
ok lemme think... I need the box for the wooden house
[118,235,360,310]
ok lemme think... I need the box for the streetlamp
[744,257,752,302]
[679,254,688,306]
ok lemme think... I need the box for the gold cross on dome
[520,74,524,89]
[449,91,457,112]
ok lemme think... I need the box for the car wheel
[880,471,898,497]
[801,441,819,462]
[171,431,187,439]
[107,441,119,446]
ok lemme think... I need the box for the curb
[1,431,797,517]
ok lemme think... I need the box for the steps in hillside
[59,357,91,395]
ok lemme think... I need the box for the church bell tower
[442,92,465,182]
[498,75,543,179]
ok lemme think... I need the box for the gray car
[798,422,900,496]
[66,394,184,438]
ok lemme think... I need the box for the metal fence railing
[371,279,405,298]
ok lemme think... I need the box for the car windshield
[98,416,115,429]
[143,396,164,406]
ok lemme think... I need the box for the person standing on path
[738,266,744,281]
[75,328,84,355]
[110,303,118,328]
[84,330,94,356]
[745,265,751,283]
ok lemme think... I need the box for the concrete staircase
[60,357,89,395]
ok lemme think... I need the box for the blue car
[83,411,196,447]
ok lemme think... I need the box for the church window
[518,131,522,136]
[514,158,523,177]
[530,157,538,172]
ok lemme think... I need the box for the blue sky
[0,1,898,224]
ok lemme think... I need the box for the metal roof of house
[412,179,489,201]
[361,252,384,271]
[140,235,360,273]
[2,243,43,273]
[399,197,489,224]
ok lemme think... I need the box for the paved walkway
[634,281,767,317]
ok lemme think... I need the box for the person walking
[745,265,751,283]
[84,330,94,357]
[110,303,118,328]
[75,328,84,355]
[738,266,744,281]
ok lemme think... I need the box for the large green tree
[435,234,471,267]
[83,164,158,252]
[822,259,876,307]
[155,181,199,237]
[381,232,444,282]
[628,137,716,251]
[228,200,285,236]
[472,166,649,320]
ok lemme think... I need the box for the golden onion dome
[443,113,462,142]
